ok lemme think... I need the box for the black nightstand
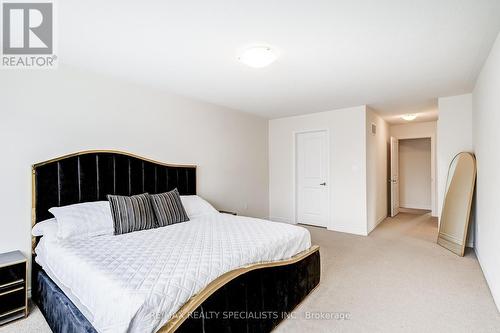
[219,210,237,216]
[0,251,28,326]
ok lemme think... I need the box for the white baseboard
[368,214,387,235]
[328,225,368,236]
[400,203,432,210]
[474,247,500,312]
[268,216,294,224]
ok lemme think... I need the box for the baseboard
[400,203,432,210]
[328,225,368,236]
[368,214,387,235]
[268,216,294,224]
[474,247,500,313]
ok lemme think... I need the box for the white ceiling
[59,0,500,121]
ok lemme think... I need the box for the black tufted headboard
[32,151,197,225]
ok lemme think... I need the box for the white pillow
[180,195,218,219]
[32,218,58,241]
[49,201,114,240]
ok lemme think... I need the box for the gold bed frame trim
[31,150,197,252]
[159,244,320,333]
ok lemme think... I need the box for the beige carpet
[276,212,500,332]
[1,212,499,332]
[0,302,51,333]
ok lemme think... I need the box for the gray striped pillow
[107,193,157,235]
[150,189,189,227]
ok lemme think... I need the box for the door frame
[391,134,436,216]
[390,137,400,217]
[292,129,331,228]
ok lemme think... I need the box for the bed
[31,151,321,333]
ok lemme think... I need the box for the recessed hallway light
[401,114,418,121]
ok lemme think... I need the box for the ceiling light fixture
[238,46,279,68]
[401,114,418,121]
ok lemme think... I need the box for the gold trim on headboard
[32,150,197,169]
[31,150,197,253]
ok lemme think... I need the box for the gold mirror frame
[437,152,477,256]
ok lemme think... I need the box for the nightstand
[0,251,28,326]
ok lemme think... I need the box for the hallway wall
[366,108,390,233]
[437,94,473,217]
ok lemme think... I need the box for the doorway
[390,137,433,217]
[295,130,329,227]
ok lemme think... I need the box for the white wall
[437,94,473,216]
[0,66,269,281]
[399,138,432,210]
[366,108,389,233]
[437,93,474,246]
[472,32,500,311]
[390,121,438,216]
[269,106,368,235]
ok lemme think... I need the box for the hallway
[276,212,500,332]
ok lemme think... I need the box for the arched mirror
[437,152,476,256]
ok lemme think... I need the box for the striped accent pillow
[150,189,189,227]
[107,193,157,235]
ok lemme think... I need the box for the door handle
[320,182,326,186]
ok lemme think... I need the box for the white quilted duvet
[35,213,311,333]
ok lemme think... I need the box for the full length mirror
[437,152,476,256]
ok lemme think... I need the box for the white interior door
[390,136,400,217]
[296,130,328,227]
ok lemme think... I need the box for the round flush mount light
[401,114,418,121]
[238,46,279,68]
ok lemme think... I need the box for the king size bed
[31,150,321,333]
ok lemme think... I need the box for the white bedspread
[35,213,311,333]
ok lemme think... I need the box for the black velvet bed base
[32,250,320,333]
